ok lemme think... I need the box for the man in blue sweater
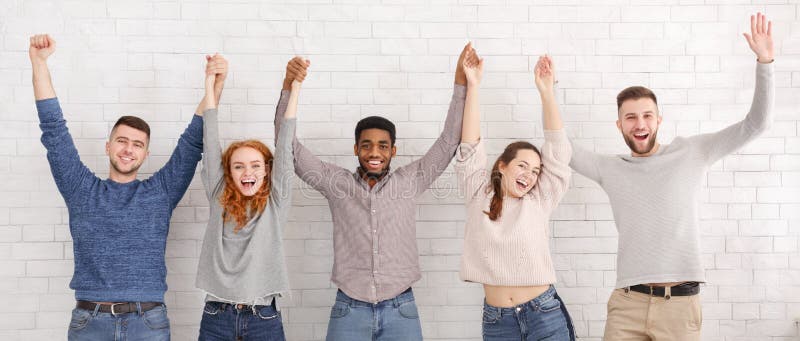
[29,34,227,340]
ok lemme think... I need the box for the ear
[616,119,622,132]
[391,145,397,158]
[353,143,358,156]
[498,161,507,172]
[657,114,663,126]
[105,140,110,156]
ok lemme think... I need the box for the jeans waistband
[336,287,414,308]
[206,297,277,314]
[483,285,559,314]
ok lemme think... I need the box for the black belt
[626,282,700,298]
[76,301,162,315]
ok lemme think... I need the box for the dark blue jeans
[482,286,575,341]
[199,300,285,341]
[68,303,170,341]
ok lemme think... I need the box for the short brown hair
[112,116,151,140]
[616,86,657,111]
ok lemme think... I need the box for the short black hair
[355,116,396,146]
[112,115,151,141]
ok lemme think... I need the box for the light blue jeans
[325,288,423,341]
[67,303,170,341]
[482,285,575,341]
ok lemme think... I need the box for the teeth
[516,179,527,187]
[634,132,648,137]
[368,160,381,165]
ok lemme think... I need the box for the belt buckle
[110,303,125,316]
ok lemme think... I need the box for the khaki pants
[603,288,702,341]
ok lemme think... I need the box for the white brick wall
[1,0,798,340]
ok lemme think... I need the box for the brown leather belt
[76,301,162,315]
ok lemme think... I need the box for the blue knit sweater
[37,98,203,303]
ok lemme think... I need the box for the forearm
[274,90,291,145]
[461,86,480,143]
[745,62,774,132]
[540,89,563,131]
[32,61,56,100]
[285,87,300,119]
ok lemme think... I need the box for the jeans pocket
[538,296,562,313]
[68,308,92,331]
[398,301,419,319]
[203,302,221,316]
[143,306,170,330]
[482,307,501,325]
[329,301,350,319]
[256,306,281,320]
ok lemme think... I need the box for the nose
[634,116,647,129]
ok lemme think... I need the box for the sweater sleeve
[454,139,488,202]
[36,98,95,203]
[201,109,224,201]
[152,114,204,210]
[530,130,572,212]
[568,138,603,184]
[396,84,466,196]
[273,90,345,196]
[689,62,775,164]
[271,117,296,208]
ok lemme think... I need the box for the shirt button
[373,270,378,274]
[515,307,521,312]
[371,209,376,214]
[372,229,377,233]
[373,249,378,254]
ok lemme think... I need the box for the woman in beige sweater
[457,48,574,340]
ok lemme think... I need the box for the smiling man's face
[617,97,662,157]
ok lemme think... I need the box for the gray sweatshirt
[195,107,296,305]
[569,63,774,288]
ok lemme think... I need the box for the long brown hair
[485,141,541,221]
[220,140,273,230]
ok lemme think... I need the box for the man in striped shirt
[276,44,473,340]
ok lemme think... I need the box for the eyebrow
[116,136,146,145]
[360,140,391,145]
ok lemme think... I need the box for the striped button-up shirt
[275,85,465,303]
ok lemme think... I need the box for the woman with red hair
[456,50,575,340]
[195,56,306,341]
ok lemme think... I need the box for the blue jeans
[199,300,285,341]
[482,286,575,341]
[67,303,170,341]
[325,288,423,341]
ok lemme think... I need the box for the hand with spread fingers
[743,12,774,63]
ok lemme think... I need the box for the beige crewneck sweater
[456,130,572,285]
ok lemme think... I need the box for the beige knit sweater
[456,130,572,286]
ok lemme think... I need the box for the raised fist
[29,34,55,64]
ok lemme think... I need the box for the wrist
[282,78,292,90]
[31,59,48,68]
[757,56,774,64]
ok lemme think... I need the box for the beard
[623,129,659,155]
[110,158,142,176]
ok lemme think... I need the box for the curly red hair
[220,140,274,231]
